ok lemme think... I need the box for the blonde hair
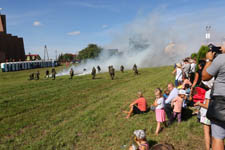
[137,91,143,97]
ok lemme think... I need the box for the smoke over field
[57,9,225,76]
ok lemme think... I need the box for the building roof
[25,54,40,57]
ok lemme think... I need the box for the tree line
[58,44,102,62]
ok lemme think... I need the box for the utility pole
[206,25,211,44]
[44,45,49,61]
[55,50,58,61]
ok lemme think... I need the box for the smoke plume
[57,9,225,76]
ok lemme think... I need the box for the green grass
[0,66,205,150]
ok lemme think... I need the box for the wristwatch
[206,59,212,62]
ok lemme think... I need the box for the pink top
[172,96,183,113]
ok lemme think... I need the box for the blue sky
[1,0,225,58]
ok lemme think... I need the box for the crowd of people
[124,44,225,150]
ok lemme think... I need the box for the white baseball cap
[178,90,186,95]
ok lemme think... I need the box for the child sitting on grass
[129,129,149,150]
[171,90,186,123]
[152,88,166,135]
[123,92,148,119]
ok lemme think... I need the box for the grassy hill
[0,66,204,150]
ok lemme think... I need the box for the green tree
[190,53,197,59]
[58,53,75,62]
[196,45,209,63]
[77,44,102,60]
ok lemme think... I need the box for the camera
[208,43,222,58]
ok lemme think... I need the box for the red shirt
[135,97,147,111]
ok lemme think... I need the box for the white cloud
[33,21,41,27]
[102,24,108,29]
[67,31,81,36]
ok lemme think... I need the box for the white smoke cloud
[57,8,225,76]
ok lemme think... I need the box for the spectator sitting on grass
[129,129,149,150]
[123,92,148,119]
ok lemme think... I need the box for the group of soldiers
[29,68,56,80]
[29,64,139,81]
[91,64,139,80]
[29,71,40,80]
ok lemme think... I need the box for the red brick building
[0,14,25,63]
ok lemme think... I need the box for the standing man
[109,66,115,80]
[91,67,96,79]
[189,59,196,83]
[202,44,225,150]
[164,83,178,125]
[36,70,40,80]
[133,64,138,75]
[52,68,56,80]
[97,65,101,73]
[120,65,124,73]
[46,69,49,78]
[29,73,34,80]
[70,68,74,79]
[182,59,191,78]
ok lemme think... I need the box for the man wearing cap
[202,44,225,150]
[164,83,178,125]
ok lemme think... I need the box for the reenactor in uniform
[97,65,101,73]
[36,71,40,80]
[46,69,49,78]
[29,73,34,80]
[120,65,124,73]
[108,66,115,80]
[52,68,56,80]
[133,64,138,75]
[91,67,96,79]
[70,68,74,79]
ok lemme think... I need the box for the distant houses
[26,54,41,61]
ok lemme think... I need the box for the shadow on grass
[181,108,193,121]
[148,139,157,147]
[93,77,103,80]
